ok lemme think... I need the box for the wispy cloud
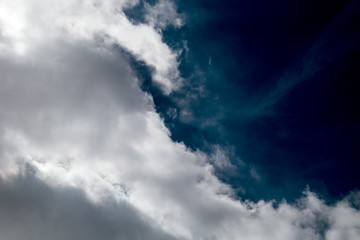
[145,0,185,29]
[251,1,359,116]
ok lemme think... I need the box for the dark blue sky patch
[126,0,360,203]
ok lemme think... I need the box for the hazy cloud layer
[0,0,359,239]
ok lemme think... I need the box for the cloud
[0,170,176,240]
[326,192,360,240]
[0,0,180,94]
[0,0,359,240]
[145,0,185,29]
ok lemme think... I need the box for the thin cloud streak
[250,1,359,117]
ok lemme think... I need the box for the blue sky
[147,0,360,202]
[0,0,359,239]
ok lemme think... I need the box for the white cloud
[145,0,185,29]
[208,145,237,172]
[0,1,359,240]
[0,0,180,94]
[326,192,360,240]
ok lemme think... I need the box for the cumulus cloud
[0,0,359,240]
[0,0,180,94]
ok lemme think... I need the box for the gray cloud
[0,167,176,240]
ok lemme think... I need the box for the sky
[0,0,359,239]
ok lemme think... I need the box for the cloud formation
[0,0,180,94]
[0,0,359,239]
[145,0,185,29]
[0,171,176,240]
